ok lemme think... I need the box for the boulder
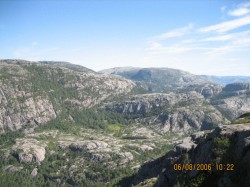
[3,165,23,173]
[175,137,196,154]
[19,152,33,163]
[31,168,38,177]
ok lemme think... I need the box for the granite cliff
[0,60,249,186]
[0,60,135,134]
[124,118,250,187]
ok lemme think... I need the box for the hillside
[211,82,250,120]
[39,61,94,73]
[124,117,250,187]
[202,75,250,85]
[105,92,228,134]
[0,60,135,134]
[100,67,218,94]
[0,60,249,187]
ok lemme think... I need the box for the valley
[0,59,250,186]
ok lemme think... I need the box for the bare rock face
[3,165,23,173]
[155,123,250,187]
[117,152,134,160]
[0,62,57,134]
[31,168,38,177]
[0,60,135,134]
[91,153,111,162]
[175,137,197,154]
[214,95,250,120]
[108,92,204,114]
[223,82,250,92]
[211,83,250,120]
[190,131,206,143]
[140,145,154,151]
[197,84,223,98]
[107,92,228,133]
[69,140,109,152]
[125,122,250,187]
[12,138,46,163]
[99,67,216,93]
[117,152,134,165]
[18,152,33,163]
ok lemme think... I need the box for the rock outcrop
[100,67,213,93]
[3,165,23,173]
[31,168,38,177]
[125,123,250,187]
[223,82,250,92]
[12,138,47,163]
[212,82,250,120]
[68,140,109,152]
[0,60,135,134]
[156,124,250,187]
[106,92,228,133]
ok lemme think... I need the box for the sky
[0,0,250,76]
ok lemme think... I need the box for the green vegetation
[232,112,250,124]
[35,108,130,135]
[133,177,158,187]
[0,105,176,187]
[107,123,122,132]
[0,172,46,187]
[0,130,24,148]
[3,62,249,187]
[212,137,230,164]
[186,173,208,187]
[25,65,78,106]
[175,134,250,187]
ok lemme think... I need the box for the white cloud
[228,1,250,16]
[150,23,193,41]
[200,30,250,55]
[228,7,250,16]
[200,34,233,42]
[147,26,250,57]
[233,37,250,46]
[204,45,235,55]
[201,30,250,42]
[198,15,250,33]
[203,37,250,56]
[144,2,250,74]
[146,41,196,55]
[202,29,250,42]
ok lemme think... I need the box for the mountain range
[0,59,249,187]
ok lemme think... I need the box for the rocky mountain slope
[125,118,250,187]
[106,92,228,133]
[1,60,249,135]
[202,75,250,85]
[211,82,250,120]
[0,107,178,186]
[100,67,220,94]
[39,61,94,73]
[0,59,249,187]
[0,60,135,134]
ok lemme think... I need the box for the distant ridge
[0,59,95,73]
[201,75,250,85]
[39,61,94,73]
[101,67,250,86]
[99,66,215,93]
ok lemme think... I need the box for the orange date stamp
[173,163,234,171]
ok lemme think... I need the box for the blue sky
[0,0,250,75]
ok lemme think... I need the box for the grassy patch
[107,123,122,132]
